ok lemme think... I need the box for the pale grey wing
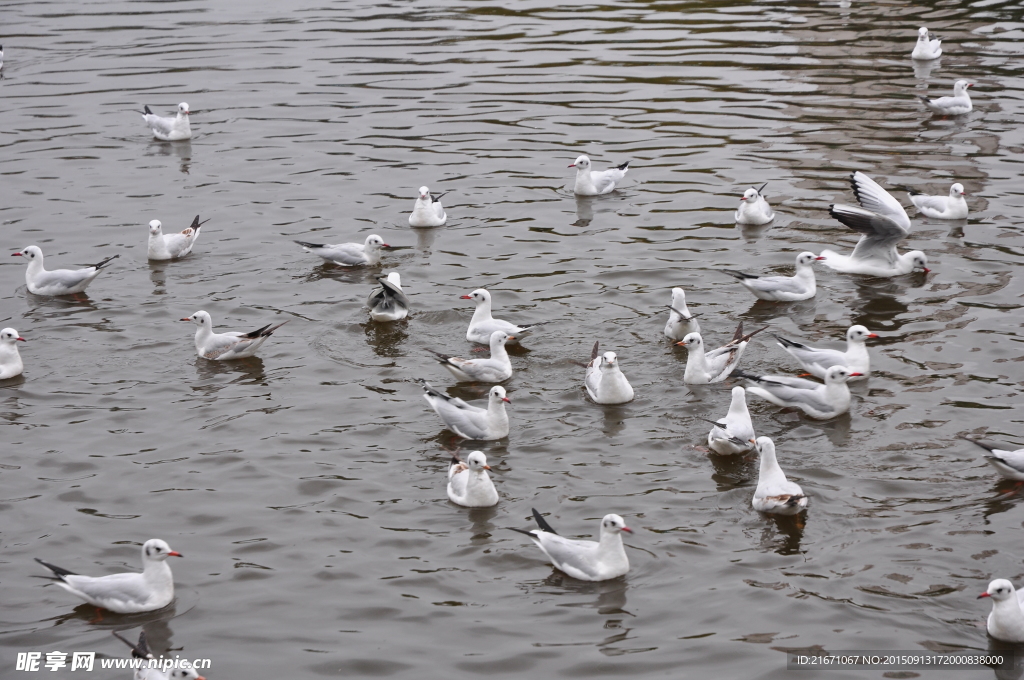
[535,534,602,580]
[752,374,822,390]
[758,476,803,498]
[144,114,175,137]
[473,319,521,336]
[829,204,908,265]
[909,194,948,212]
[433,203,446,220]
[784,345,847,370]
[753,381,832,413]
[162,233,190,258]
[445,357,500,380]
[447,467,469,498]
[36,267,96,290]
[433,398,489,438]
[325,243,368,265]
[745,275,808,295]
[201,331,250,358]
[591,169,622,194]
[851,171,911,230]
[64,573,152,606]
[584,362,600,396]
[703,345,740,376]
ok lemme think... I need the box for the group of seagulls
[7,23,1012,654]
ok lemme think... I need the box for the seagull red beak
[16,337,26,342]
[568,163,576,168]
[814,256,826,260]
[483,465,492,470]
[848,372,864,377]
[180,317,192,322]
[978,592,991,599]
[922,268,931,273]
[460,295,473,300]
[675,340,687,346]
[381,243,391,248]
[12,252,23,257]
[740,197,747,201]
[621,526,633,534]
[168,551,183,557]
[968,83,974,88]
[867,333,879,338]
[501,397,511,403]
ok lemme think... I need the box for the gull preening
[737,365,860,420]
[919,79,973,116]
[584,341,634,405]
[141,102,192,141]
[294,234,389,266]
[773,325,877,380]
[447,451,499,507]
[35,539,182,614]
[721,252,822,302]
[429,330,514,383]
[908,183,968,220]
[409,186,447,227]
[148,215,207,261]
[961,437,1024,484]
[979,580,1024,643]
[569,155,630,196]
[182,310,289,360]
[510,508,632,581]
[417,379,510,440]
[113,630,208,680]
[751,436,808,515]
[911,26,942,60]
[367,272,409,321]
[0,328,26,380]
[734,183,774,225]
[703,386,755,455]
[462,288,545,345]
[676,321,766,384]
[664,287,700,341]
[13,245,120,296]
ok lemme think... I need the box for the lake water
[3,0,1024,678]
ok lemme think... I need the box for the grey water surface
[2,0,1024,678]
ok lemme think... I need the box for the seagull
[367,272,409,321]
[919,79,973,115]
[114,630,207,680]
[737,365,860,420]
[721,252,823,302]
[113,630,207,680]
[181,311,288,360]
[911,26,942,60]
[979,580,1024,643]
[294,234,389,266]
[0,45,4,71]
[447,451,499,508]
[908,183,968,220]
[664,287,700,341]
[409,186,447,227]
[701,386,755,455]
[462,288,546,345]
[846,170,913,230]
[0,328,26,380]
[773,325,877,380]
[428,330,514,383]
[820,204,929,277]
[568,155,630,196]
[417,379,510,441]
[141,103,192,141]
[34,539,182,614]
[510,508,632,581]
[751,436,808,515]
[676,321,766,384]
[147,215,207,261]
[961,437,1024,483]
[584,341,634,405]
[13,246,120,296]
[734,183,774,225]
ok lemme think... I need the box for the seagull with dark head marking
[734,182,774,225]
[417,379,510,440]
[447,450,498,507]
[295,234,389,266]
[568,155,629,195]
[919,79,973,115]
[13,245,119,296]
[148,215,207,261]
[584,341,634,404]
[510,508,632,581]
[181,311,288,360]
[721,251,822,302]
[676,321,766,384]
[751,436,808,515]
[409,186,447,227]
[141,102,192,141]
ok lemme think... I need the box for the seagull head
[461,288,490,304]
[752,435,775,456]
[824,365,861,384]
[491,331,514,347]
[741,187,758,202]
[149,219,163,236]
[365,234,389,249]
[979,579,1016,602]
[418,186,430,200]
[848,325,879,343]
[181,310,212,327]
[601,514,633,535]
[466,450,491,471]
[908,251,930,273]
[1,328,25,344]
[953,79,971,94]
[676,332,702,349]
[918,26,929,39]
[950,182,965,197]
[12,245,42,261]
[568,155,590,169]
[601,351,618,369]
[143,538,183,563]
[490,385,511,404]
[797,251,823,267]
[177,102,190,116]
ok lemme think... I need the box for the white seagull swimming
[35,539,182,614]
[919,79,973,115]
[148,215,207,261]
[367,272,409,321]
[113,630,207,680]
[721,252,823,302]
[734,182,774,225]
[447,450,499,508]
[773,325,877,380]
[0,328,26,380]
[701,386,755,455]
[294,234,389,266]
[961,437,1024,484]
[511,508,632,581]
[751,436,808,515]
[664,287,700,341]
[462,288,546,345]
[569,155,630,196]
[677,321,766,385]
[908,183,968,220]
[182,311,288,360]
[418,379,510,441]
[737,365,860,420]
[409,186,447,227]
[911,26,942,60]
[141,102,192,141]
[979,580,1024,643]
[13,245,120,296]
[429,330,514,383]
[584,341,634,405]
